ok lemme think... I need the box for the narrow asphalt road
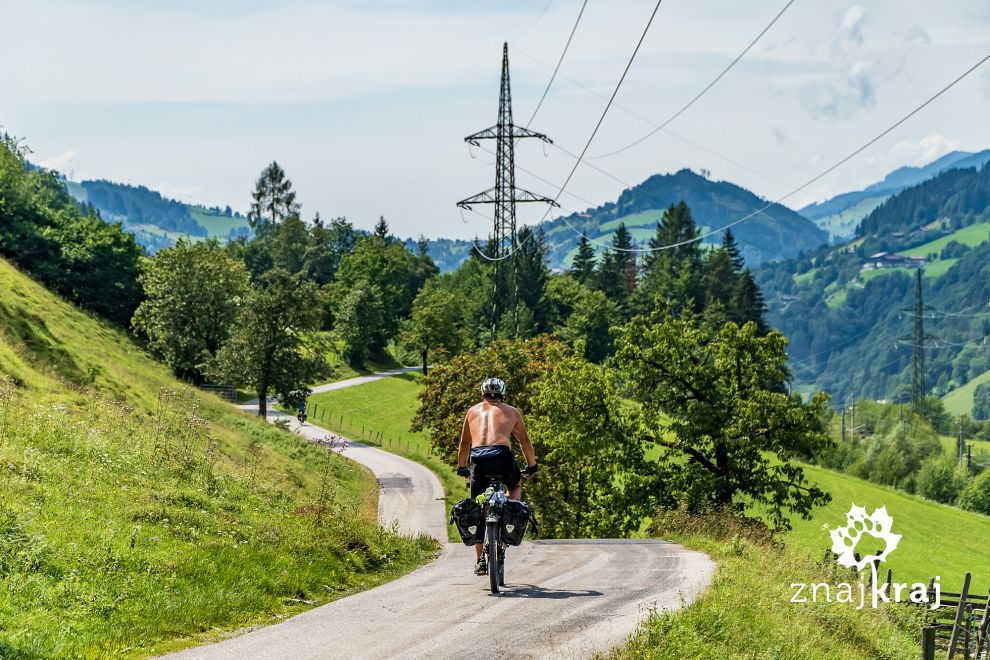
[168,372,714,659]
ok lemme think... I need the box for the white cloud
[887,134,960,167]
[38,150,78,173]
[155,181,205,203]
[838,5,865,47]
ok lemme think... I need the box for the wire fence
[302,402,433,460]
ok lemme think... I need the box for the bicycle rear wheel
[487,519,500,594]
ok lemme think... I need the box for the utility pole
[841,405,846,442]
[457,43,557,338]
[900,268,937,406]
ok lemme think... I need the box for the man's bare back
[465,400,520,448]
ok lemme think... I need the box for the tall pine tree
[571,235,596,284]
[249,161,299,236]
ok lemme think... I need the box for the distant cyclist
[456,377,537,575]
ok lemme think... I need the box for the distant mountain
[539,169,826,270]
[54,173,251,253]
[756,161,990,406]
[800,149,990,240]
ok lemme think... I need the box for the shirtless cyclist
[456,377,537,575]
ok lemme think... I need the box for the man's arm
[512,410,537,468]
[457,412,472,470]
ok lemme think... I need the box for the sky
[1,0,989,241]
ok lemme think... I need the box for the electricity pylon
[900,268,938,405]
[457,42,557,337]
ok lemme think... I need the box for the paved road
[168,539,713,660]
[310,367,420,395]
[170,373,714,659]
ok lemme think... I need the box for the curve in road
[170,378,714,658]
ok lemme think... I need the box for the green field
[899,222,990,258]
[189,206,251,238]
[860,260,955,283]
[779,464,990,590]
[0,258,434,657]
[943,367,990,417]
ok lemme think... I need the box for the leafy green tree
[613,303,832,530]
[132,240,250,381]
[635,202,703,316]
[373,216,392,241]
[334,281,385,368]
[558,288,622,362]
[959,469,990,515]
[400,280,467,374]
[304,215,358,286]
[915,456,969,504]
[0,137,143,326]
[271,213,309,275]
[611,222,637,299]
[528,347,663,536]
[209,269,328,417]
[334,235,417,351]
[974,383,990,421]
[570,235,596,284]
[514,226,550,333]
[248,161,299,236]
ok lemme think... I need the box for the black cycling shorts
[469,445,521,499]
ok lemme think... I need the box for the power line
[546,0,664,211]
[513,44,795,189]
[525,0,588,128]
[473,0,665,263]
[518,0,555,39]
[547,49,990,253]
[589,0,796,160]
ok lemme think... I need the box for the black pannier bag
[500,499,532,546]
[450,497,483,546]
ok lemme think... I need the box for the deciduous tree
[209,269,328,417]
[132,240,250,381]
[614,303,832,531]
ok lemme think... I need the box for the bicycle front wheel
[487,519,500,594]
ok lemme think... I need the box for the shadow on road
[495,584,603,599]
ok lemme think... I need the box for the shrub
[915,457,970,504]
[959,469,990,515]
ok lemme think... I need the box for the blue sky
[1,0,989,240]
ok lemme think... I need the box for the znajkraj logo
[790,503,941,610]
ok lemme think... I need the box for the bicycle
[477,476,509,594]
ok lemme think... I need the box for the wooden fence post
[922,626,935,660]
[947,572,972,659]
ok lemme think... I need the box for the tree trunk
[421,349,428,376]
[257,386,267,418]
[714,440,731,504]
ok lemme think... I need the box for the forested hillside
[757,162,990,403]
[800,148,990,240]
[540,168,826,269]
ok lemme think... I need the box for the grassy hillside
[899,222,990,257]
[944,367,990,416]
[189,206,251,238]
[0,258,434,657]
[810,194,888,241]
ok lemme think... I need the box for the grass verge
[612,509,921,659]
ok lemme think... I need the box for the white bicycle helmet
[481,377,506,397]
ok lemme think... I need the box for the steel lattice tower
[911,268,926,403]
[900,268,936,405]
[457,43,556,336]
